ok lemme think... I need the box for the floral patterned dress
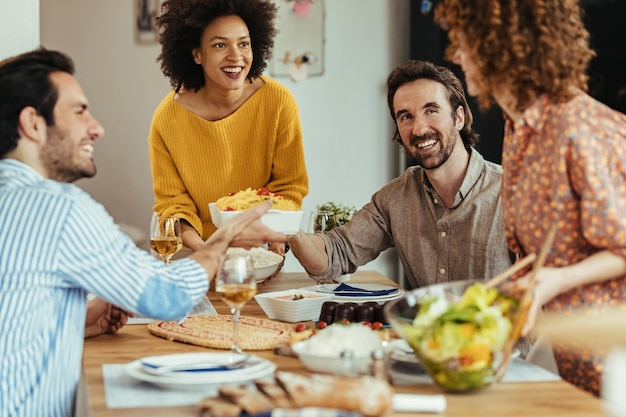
[501,91,626,396]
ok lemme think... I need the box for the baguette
[197,397,241,417]
[254,377,295,408]
[275,371,393,417]
[198,371,394,417]
[218,383,274,415]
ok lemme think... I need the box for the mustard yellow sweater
[148,76,309,239]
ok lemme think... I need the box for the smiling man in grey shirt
[288,61,511,289]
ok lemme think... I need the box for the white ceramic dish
[209,203,303,234]
[253,262,281,282]
[299,283,405,304]
[254,289,333,322]
[125,354,275,390]
[226,247,283,282]
[139,352,249,375]
[291,339,375,375]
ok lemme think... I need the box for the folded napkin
[332,283,399,297]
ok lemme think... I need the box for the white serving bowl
[254,289,333,322]
[209,203,303,234]
[226,247,283,282]
[291,323,385,374]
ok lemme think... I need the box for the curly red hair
[435,0,595,112]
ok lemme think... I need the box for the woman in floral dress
[434,0,626,396]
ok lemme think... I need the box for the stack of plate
[298,283,405,304]
[124,352,276,390]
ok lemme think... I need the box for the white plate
[299,283,405,303]
[389,339,421,364]
[388,339,521,364]
[125,354,276,390]
[140,352,249,375]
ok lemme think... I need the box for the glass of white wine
[150,214,183,264]
[216,253,257,353]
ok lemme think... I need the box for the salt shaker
[370,348,389,381]
[339,349,357,377]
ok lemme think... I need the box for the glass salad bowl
[384,280,519,392]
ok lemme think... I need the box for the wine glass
[308,210,336,285]
[309,210,335,234]
[216,253,257,353]
[149,214,182,264]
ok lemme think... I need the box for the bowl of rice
[291,323,385,374]
[209,188,303,234]
[226,247,284,282]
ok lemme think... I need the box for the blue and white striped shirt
[0,160,209,417]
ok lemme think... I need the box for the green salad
[403,283,518,391]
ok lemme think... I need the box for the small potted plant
[315,201,356,231]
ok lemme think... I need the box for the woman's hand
[512,267,568,337]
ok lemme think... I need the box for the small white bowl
[226,248,283,282]
[290,324,385,375]
[291,336,381,375]
[253,261,282,282]
[209,203,303,234]
[254,289,333,322]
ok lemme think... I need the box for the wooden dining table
[81,270,610,417]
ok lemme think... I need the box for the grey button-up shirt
[315,148,512,289]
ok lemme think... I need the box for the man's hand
[85,298,133,338]
[189,200,288,282]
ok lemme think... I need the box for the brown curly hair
[156,0,278,92]
[435,0,596,113]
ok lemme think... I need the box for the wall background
[0,0,39,60]
[35,0,411,280]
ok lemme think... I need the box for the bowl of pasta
[209,188,303,234]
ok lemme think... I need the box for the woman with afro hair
[435,0,626,396]
[149,0,308,255]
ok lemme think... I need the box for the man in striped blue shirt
[0,49,286,417]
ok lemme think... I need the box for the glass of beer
[149,214,182,264]
[216,253,257,353]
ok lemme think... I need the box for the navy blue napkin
[332,283,399,297]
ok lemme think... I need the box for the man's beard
[407,127,458,170]
[41,128,96,183]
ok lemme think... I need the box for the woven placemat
[147,315,293,350]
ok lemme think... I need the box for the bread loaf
[254,377,295,408]
[218,383,274,415]
[197,397,240,417]
[198,371,393,417]
[275,371,393,417]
